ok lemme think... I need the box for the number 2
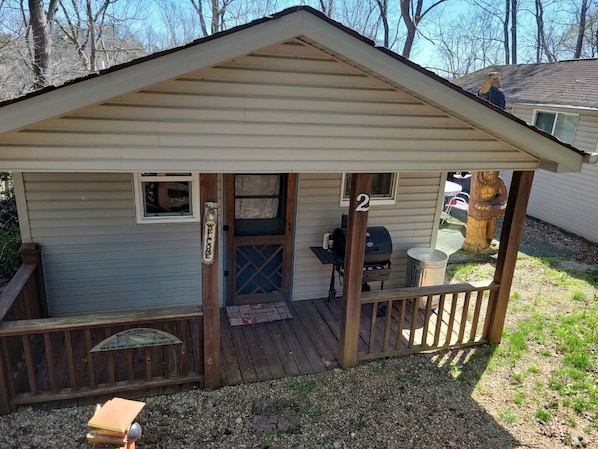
[356,193,370,212]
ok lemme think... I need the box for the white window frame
[133,173,200,224]
[340,173,399,207]
[532,109,579,144]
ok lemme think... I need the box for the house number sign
[355,193,370,212]
[203,202,218,265]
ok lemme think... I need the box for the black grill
[331,225,392,285]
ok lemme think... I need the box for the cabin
[454,60,598,243]
[0,6,591,414]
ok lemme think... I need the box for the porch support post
[486,170,534,343]
[201,173,221,388]
[19,243,47,318]
[338,173,372,369]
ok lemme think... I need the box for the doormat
[226,302,293,326]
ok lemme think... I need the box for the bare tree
[533,0,557,61]
[574,0,589,58]
[27,0,59,88]
[399,0,449,58]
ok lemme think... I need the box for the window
[533,110,579,145]
[134,173,200,223]
[340,173,399,206]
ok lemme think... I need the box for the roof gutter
[584,153,598,164]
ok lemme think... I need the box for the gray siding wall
[506,105,598,242]
[292,172,442,301]
[23,172,204,316]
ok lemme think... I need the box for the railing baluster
[469,290,484,341]
[126,349,135,381]
[368,304,377,354]
[408,298,418,348]
[145,348,152,382]
[105,327,116,386]
[43,332,58,393]
[421,295,434,347]
[457,292,472,343]
[445,293,459,346]
[433,294,447,347]
[84,328,96,388]
[21,335,37,396]
[382,300,392,352]
[64,330,78,390]
[394,298,407,351]
[0,338,16,413]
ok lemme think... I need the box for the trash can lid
[407,247,448,263]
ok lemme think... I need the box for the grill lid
[332,226,392,265]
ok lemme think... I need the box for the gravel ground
[0,217,595,449]
[0,350,526,449]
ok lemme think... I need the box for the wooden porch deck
[220,285,492,385]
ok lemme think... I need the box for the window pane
[235,175,280,197]
[142,181,191,216]
[235,198,280,219]
[534,112,556,134]
[344,173,394,199]
[554,114,579,144]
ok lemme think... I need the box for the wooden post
[18,243,48,318]
[486,170,534,343]
[0,348,11,414]
[338,173,372,368]
[201,174,221,388]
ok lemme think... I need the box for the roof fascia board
[300,17,583,173]
[0,12,306,135]
[520,102,598,112]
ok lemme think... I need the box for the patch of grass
[535,409,552,423]
[513,392,526,406]
[499,408,517,423]
[572,291,587,302]
[288,379,317,396]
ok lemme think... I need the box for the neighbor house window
[134,173,200,223]
[534,110,579,144]
[341,173,398,206]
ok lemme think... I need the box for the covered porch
[0,171,532,414]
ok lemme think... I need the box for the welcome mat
[226,302,293,326]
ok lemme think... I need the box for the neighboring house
[0,7,590,413]
[454,60,598,243]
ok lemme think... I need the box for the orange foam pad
[88,397,146,433]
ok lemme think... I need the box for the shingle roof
[453,59,598,109]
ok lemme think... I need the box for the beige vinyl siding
[506,106,598,243]
[292,172,441,301]
[502,164,598,243]
[1,40,537,173]
[23,172,204,316]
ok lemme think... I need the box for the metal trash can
[406,247,448,309]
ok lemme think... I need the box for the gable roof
[0,6,587,173]
[453,59,598,110]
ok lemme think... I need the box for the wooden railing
[0,243,46,323]
[0,306,203,414]
[358,281,499,361]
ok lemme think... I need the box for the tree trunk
[400,0,416,57]
[504,0,510,64]
[574,0,588,58]
[511,0,517,64]
[28,0,58,89]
